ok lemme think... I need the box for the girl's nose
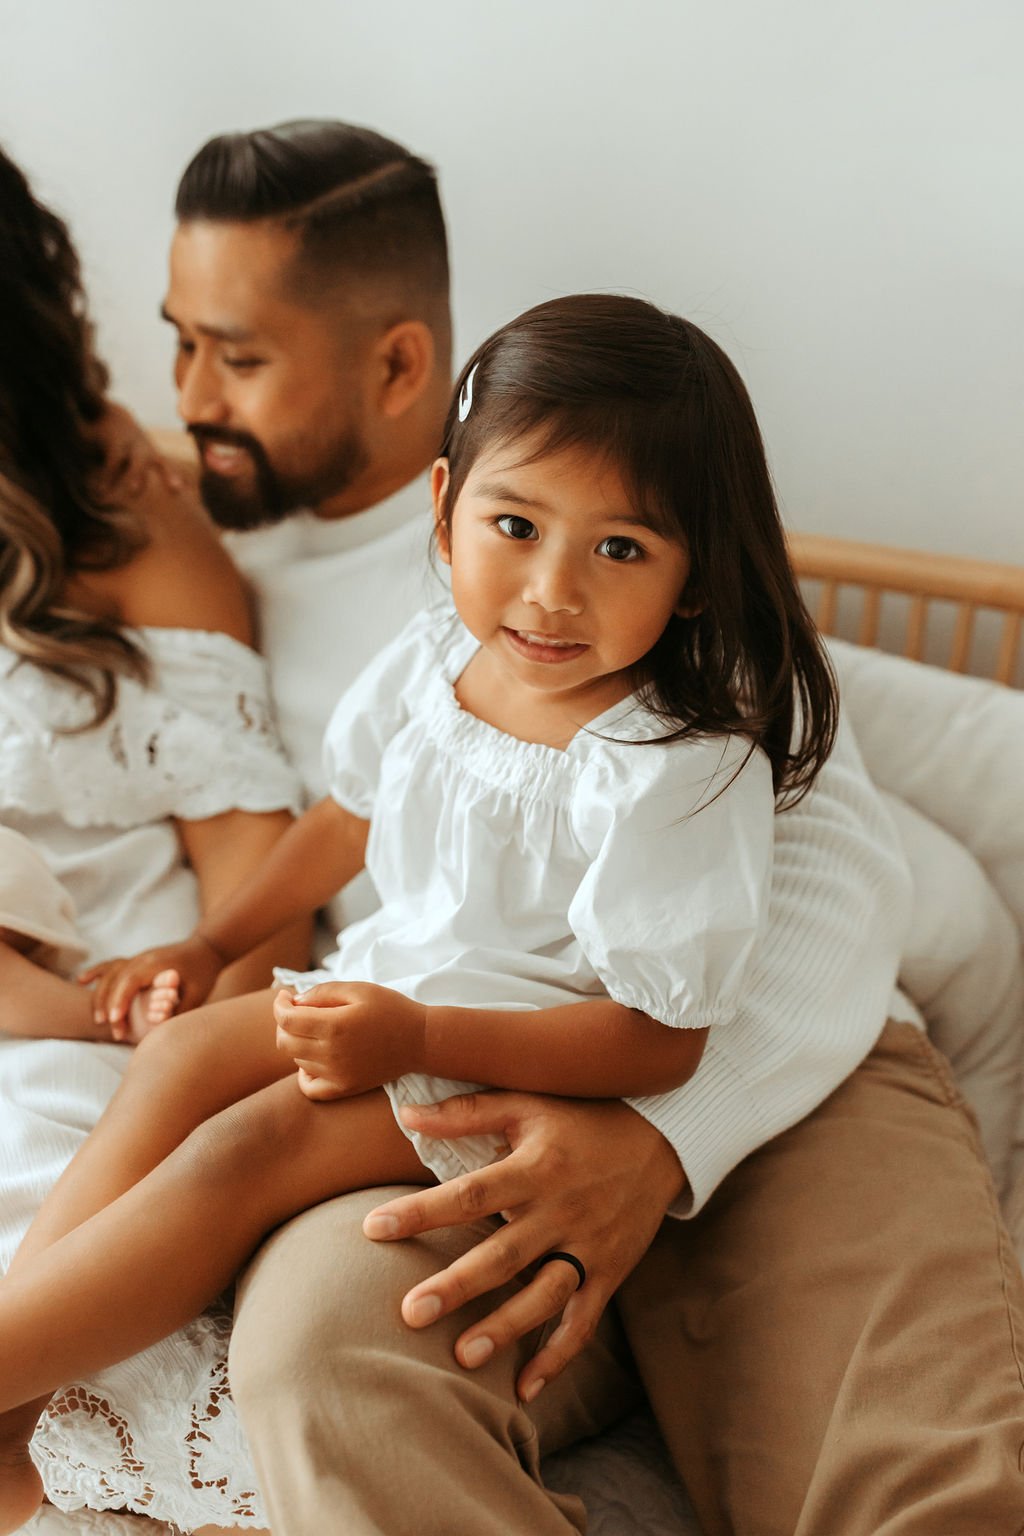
[523,553,585,615]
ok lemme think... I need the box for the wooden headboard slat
[787,531,1023,686]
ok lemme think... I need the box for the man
[93,120,1024,1532]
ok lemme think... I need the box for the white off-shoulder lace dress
[0,627,301,1531]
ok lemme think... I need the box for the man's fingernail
[362,1212,399,1239]
[461,1336,494,1368]
[520,1377,545,1403]
[407,1294,442,1326]
[400,1102,436,1121]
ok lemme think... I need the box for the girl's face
[433,435,692,722]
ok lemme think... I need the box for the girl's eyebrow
[472,478,664,534]
[473,479,552,512]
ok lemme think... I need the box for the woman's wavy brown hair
[438,294,839,806]
[0,144,147,726]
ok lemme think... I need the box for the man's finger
[514,1288,604,1402]
[398,1091,520,1142]
[363,1159,530,1240]
[446,1262,598,1387]
[396,1216,551,1327]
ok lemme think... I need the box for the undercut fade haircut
[175,119,449,321]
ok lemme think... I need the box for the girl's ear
[431,458,452,564]
[674,585,704,619]
[375,321,436,419]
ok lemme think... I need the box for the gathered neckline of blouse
[412,612,665,802]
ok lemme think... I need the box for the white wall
[1,0,1021,562]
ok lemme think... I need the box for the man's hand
[274,982,427,1100]
[361,1092,686,1403]
[80,935,224,1035]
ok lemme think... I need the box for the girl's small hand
[80,935,224,1035]
[273,982,427,1098]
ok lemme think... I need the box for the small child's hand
[80,935,224,1037]
[273,982,427,1099]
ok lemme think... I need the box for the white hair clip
[458,363,479,423]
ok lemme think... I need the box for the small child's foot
[0,1405,44,1535]
[126,969,181,1042]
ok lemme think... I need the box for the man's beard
[188,424,369,531]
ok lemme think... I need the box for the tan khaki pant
[230,1024,1024,1535]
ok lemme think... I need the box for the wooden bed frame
[788,531,1024,687]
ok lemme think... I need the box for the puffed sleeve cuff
[568,732,775,1034]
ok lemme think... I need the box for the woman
[0,143,303,1531]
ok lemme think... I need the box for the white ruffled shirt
[280,605,775,1181]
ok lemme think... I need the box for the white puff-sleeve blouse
[284,605,775,1182]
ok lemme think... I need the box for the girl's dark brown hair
[0,144,147,725]
[439,293,838,805]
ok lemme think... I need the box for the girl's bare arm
[179,808,312,1003]
[96,799,367,1026]
[278,984,708,1101]
[423,998,707,1098]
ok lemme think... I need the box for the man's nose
[523,550,585,615]
[176,353,230,428]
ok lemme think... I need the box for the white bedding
[8,637,1024,1535]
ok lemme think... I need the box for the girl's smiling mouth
[503,628,590,663]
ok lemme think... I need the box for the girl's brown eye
[496,514,537,541]
[598,536,641,562]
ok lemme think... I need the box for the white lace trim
[30,1302,267,1530]
[0,627,301,828]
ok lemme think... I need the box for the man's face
[162,220,371,528]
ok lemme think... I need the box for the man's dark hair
[175,119,449,318]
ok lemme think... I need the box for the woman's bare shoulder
[74,479,254,645]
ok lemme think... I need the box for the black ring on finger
[537,1250,586,1290]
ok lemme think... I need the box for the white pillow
[883,792,1024,1189]
[828,639,1024,941]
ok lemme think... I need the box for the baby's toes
[147,969,181,1023]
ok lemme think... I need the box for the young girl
[0,292,837,1533]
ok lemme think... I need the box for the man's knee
[229,1186,455,1408]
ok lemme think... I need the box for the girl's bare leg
[0,1078,424,1531]
[0,987,291,1533]
[11,988,287,1267]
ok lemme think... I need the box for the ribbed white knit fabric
[631,714,913,1214]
